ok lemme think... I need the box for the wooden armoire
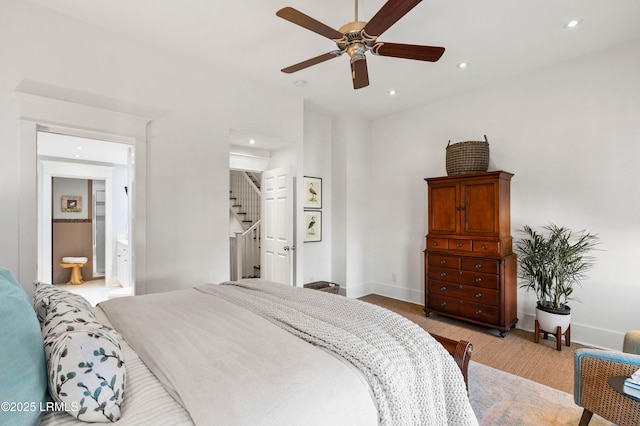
[424,171,517,337]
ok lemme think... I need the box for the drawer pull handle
[475,264,482,269]
[440,260,446,264]
[440,286,447,291]
[456,243,463,247]
[475,277,482,283]
[475,309,482,315]
[475,292,483,298]
[440,302,447,307]
[482,245,489,250]
[440,272,447,277]
[433,241,440,246]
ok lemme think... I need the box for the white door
[261,167,294,285]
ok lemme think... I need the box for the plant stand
[535,319,571,351]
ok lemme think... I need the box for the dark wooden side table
[609,376,640,403]
[303,281,340,294]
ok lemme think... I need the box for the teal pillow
[0,267,48,426]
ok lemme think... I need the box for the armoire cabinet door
[462,179,498,236]
[428,183,459,234]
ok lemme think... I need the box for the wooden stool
[59,262,89,285]
[535,319,571,351]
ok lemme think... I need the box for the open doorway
[228,129,297,286]
[37,131,133,305]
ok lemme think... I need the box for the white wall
[53,178,89,219]
[370,39,640,349]
[332,118,373,297]
[302,110,333,285]
[0,0,304,295]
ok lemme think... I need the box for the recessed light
[457,62,469,69]
[389,89,397,96]
[76,146,83,150]
[249,139,256,144]
[564,19,582,29]
[74,154,81,158]
[294,80,307,88]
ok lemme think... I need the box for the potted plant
[515,223,599,335]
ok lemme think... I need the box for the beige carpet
[469,361,612,425]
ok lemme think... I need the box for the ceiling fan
[276,0,445,90]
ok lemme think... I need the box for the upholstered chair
[574,331,640,426]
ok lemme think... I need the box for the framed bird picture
[303,176,322,209]
[304,211,322,242]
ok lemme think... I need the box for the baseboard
[517,311,624,351]
[343,281,374,299]
[363,281,424,305]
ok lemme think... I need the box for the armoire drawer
[429,294,500,324]
[428,254,461,269]
[472,240,500,255]
[428,266,460,283]
[426,238,448,250]
[429,280,500,306]
[459,271,499,289]
[448,238,472,251]
[460,257,499,274]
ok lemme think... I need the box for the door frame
[39,160,114,286]
[16,93,150,294]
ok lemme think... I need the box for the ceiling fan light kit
[276,0,445,90]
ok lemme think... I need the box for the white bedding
[40,308,193,426]
[99,287,379,426]
[42,280,477,426]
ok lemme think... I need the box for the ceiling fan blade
[363,0,422,38]
[276,7,344,40]
[281,51,343,74]
[372,43,445,61]
[351,58,369,89]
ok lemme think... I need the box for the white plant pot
[536,307,571,334]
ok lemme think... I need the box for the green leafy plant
[515,224,599,310]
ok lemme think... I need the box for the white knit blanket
[196,279,477,426]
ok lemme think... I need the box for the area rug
[468,361,612,425]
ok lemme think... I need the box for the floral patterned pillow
[34,283,126,423]
[33,281,93,322]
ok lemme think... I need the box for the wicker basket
[445,135,490,175]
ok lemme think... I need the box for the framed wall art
[303,176,322,209]
[304,211,322,242]
[61,196,82,213]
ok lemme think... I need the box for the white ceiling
[38,132,131,165]
[23,0,640,120]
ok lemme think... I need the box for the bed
[1,268,477,426]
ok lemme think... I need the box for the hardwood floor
[360,294,591,394]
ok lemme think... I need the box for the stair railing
[230,220,261,280]
[230,170,261,228]
[229,170,261,280]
